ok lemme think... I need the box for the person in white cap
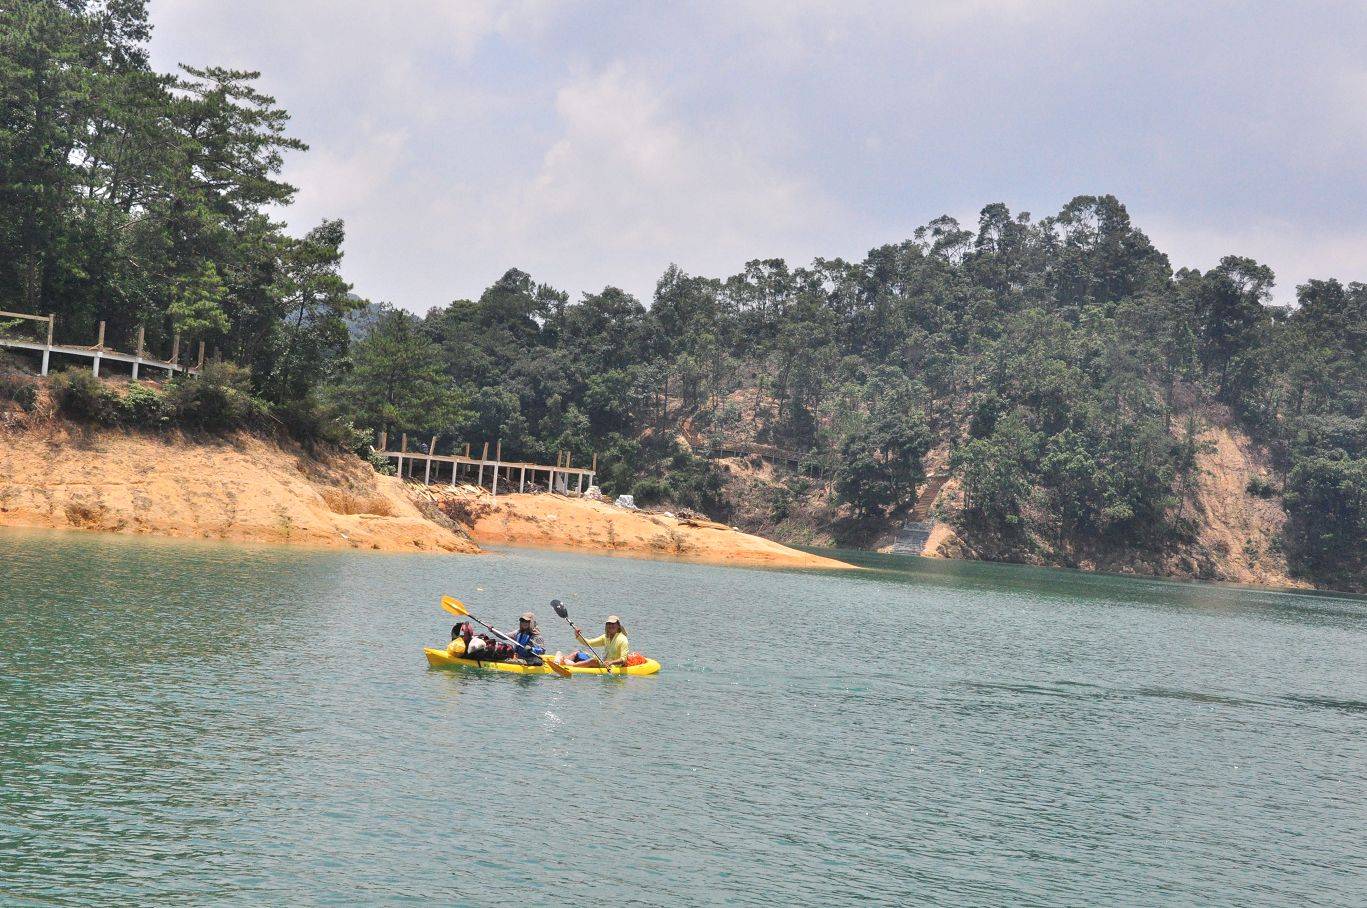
[573,615,629,670]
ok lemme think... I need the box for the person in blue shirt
[508,612,546,665]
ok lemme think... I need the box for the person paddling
[507,612,546,665]
[572,615,629,670]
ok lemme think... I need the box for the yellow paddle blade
[544,658,572,678]
[441,596,468,617]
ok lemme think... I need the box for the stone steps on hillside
[889,520,936,555]
[908,473,950,522]
[889,473,950,555]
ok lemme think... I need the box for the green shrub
[14,382,38,411]
[768,484,795,520]
[272,394,355,447]
[1246,475,1278,498]
[630,477,673,506]
[164,362,267,431]
[659,450,727,514]
[0,373,39,411]
[120,382,166,425]
[50,369,121,424]
[367,449,396,475]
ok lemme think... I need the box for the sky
[148,1,1367,309]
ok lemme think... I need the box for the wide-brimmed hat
[520,612,536,621]
[605,615,625,632]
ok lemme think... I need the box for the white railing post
[91,321,105,377]
[41,314,53,376]
[491,439,501,499]
[133,325,144,380]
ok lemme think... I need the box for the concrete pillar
[132,326,145,380]
[492,440,502,498]
[92,321,105,376]
[41,314,53,376]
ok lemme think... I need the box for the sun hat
[606,615,625,632]
[521,612,535,621]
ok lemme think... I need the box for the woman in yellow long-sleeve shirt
[572,615,629,670]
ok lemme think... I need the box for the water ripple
[1,530,1364,906]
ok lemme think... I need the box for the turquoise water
[1,529,1364,905]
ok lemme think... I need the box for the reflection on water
[2,528,1365,906]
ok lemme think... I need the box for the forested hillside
[2,2,1362,591]
[340,206,1363,591]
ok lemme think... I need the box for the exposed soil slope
[0,420,477,553]
[427,485,853,570]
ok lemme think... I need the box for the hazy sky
[149,1,1367,309]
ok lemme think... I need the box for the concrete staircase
[889,473,950,556]
[890,520,936,555]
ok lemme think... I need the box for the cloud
[1144,217,1367,304]
[144,1,1367,309]
[288,126,408,221]
[479,63,839,297]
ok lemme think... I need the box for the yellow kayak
[424,647,661,676]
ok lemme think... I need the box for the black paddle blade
[551,598,568,619]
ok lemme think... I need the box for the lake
[1,529,1363,905]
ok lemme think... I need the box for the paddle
[550,598,614,674]
[441,596,571,677]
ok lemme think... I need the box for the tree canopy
[0,0,358,401]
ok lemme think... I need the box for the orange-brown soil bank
[427,485,853,570]
[0,421,477,553]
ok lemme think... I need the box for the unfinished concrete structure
[376,433,597,500]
